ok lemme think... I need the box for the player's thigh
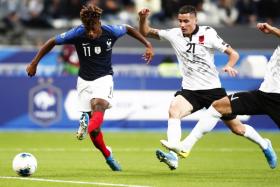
[229,91,263,115]
[77,76,113,112]
[169,95,193,118]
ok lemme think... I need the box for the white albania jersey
[158,26,229,90]
[259,46,280,94]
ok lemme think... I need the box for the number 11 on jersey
[83,46,91,56]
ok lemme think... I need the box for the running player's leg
[157,94,193,169]
[176,89,230,155]
[223,119,269,150]
[167,95,193,145]
[77,76,121,171]
[213,93,270,152]
[223,118,277,168]
[178,105,222,155]
[88,98,121,171]
[216,91,269,151]
[177,91,255,155]
[214,92,277,168]
[88,98,110,158]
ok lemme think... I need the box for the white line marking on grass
[0,176,151,187]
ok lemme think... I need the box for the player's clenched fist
[138,8,150,19]
[26,63,37,77]
[257,23,273,34]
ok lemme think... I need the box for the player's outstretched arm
[126,25,154,64]
[138,8,160,40]
[26,38,56,77]
[223,47,239,77]
[257,23,280,37]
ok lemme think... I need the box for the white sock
[181,106,221,152]
[243,124,268,150]
[167,118,181,144]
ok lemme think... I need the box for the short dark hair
[80,4,103,30]
[178,5,197,16]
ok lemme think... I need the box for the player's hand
[257,23,273,34]
[138,8,151,19]
[142,46,154,64]
[26,63,37,77]
[223,65,238,77]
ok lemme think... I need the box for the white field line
[0,148,279,152]
[0,176,151,187]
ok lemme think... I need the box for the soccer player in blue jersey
[26,4,154,171]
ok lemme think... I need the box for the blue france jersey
[55,24,127,80]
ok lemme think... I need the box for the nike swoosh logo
[82,43,90,46]
[230,94,239,101]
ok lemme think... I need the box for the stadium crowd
[0,0,279,42]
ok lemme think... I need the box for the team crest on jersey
[106,39,112,51]
[94,46,101,54]
[107,39,112,48]
[199,35,204,44]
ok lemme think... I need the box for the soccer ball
[12,153,37,177]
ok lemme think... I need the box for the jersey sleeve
[207,28,230,53]
[103,24,127,38]
[158,29,173,41]
[55,25,85,45]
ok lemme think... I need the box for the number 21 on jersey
[186,43,195,53]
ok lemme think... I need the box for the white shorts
[77,75,113,112]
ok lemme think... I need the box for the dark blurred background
[0,0,279,48]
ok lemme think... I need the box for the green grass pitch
[0,131,279,187]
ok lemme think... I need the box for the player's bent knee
[92,104,107,112]
[168,107,180,118]
[91,99,109,112]
[212,100,223,113]
[212,97,231,115]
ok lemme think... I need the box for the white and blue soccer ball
[12,153,37,177]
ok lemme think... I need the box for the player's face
[178,13,197,36]
[85,19,102,39]
[93,20,101,29]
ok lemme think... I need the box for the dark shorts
[175,88,236,121]
[229,90,280,128]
